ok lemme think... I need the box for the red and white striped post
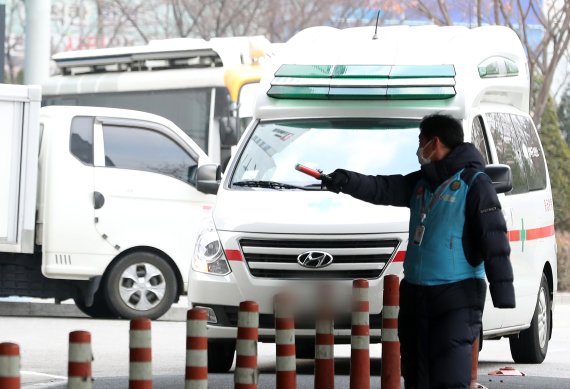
[314,290,335,389]
[129,318,152,389]
[186,308,208,389]
[381,275,400,389]
[274,293,296,389]
[0,342,20,389]
[350,279,370,389]
[234,301,259,389]
[68,331,93,388]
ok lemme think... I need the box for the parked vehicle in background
[42,36,274,170]
[187,25,558,371]
[0,83,220,319]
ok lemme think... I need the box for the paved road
[0,296,568,388]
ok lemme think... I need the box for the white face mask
[417,139,434,165]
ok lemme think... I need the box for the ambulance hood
[213,189,410,234]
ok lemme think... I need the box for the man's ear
[433,136,448,151]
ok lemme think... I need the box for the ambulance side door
[470,114,505,331]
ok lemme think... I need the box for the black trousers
[399,278,487,389]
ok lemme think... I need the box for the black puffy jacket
[339,142,515,308]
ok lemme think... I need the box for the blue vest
[404,169,485,285]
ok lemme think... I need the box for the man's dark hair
[419,114,464,149]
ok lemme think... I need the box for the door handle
[94,191,105,209]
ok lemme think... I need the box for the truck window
[70,116,94,165]
[231,119,421,187]
[45,88,213,153]
[486,112,528,195]
[510,114,547,191]
[471,116,491,164]
[102,125,198,185]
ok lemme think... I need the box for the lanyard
[419,176,455,224]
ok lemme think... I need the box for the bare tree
[401,0,570,124]
[4,0,25,83]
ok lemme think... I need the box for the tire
[208,340,235,372]
[509,273,551,363]
[103,252,178,320]
[74,290,117,319]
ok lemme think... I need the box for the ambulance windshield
[230,119,422,188]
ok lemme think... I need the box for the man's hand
[322,169,349,193]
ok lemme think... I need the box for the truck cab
[1,95,220,320]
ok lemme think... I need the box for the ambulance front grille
[239,238,400,279]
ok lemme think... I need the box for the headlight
[192,218,231,275]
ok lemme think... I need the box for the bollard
[314,286,335,389]
[0,342,20,389]
[68,331,93,389]
[129,318,152,389]
[350,279,370,389]
[469,337,480,389]
[185,308,208,389]
[381,274,400,389]
[274,293,296,389]
[235,301,259,389]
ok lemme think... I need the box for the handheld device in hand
[294,164,331,180]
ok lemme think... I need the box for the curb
[0,301,187,321]
[1,293,569,321]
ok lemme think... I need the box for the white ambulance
[187,25,557,371]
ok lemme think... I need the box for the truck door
[92,117,214,278]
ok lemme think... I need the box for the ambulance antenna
[372,10,381,40]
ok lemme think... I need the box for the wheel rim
[537,285,548,350]
[118,262,166,311]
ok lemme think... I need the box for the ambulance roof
[255,25,529,121]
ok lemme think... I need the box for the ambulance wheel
[104,252,177,320]
[509,274,551,363]
[208,340,235,372]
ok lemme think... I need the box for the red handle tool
[295,163,331,180]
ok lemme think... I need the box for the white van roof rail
[52,36,271,76]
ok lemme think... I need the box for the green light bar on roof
[268,64,457,100]
[267,85,456,100]
[274,65,333,78]
[275,64,455,79]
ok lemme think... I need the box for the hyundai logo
[297,251,334,269]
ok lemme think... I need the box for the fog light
[194,306,217,324]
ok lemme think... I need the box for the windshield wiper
[233,180,319,190]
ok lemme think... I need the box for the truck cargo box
[0,84,41,254]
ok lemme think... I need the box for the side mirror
[196,164,221,195]
[485,164,512,194]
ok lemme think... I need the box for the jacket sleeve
[466,173,515,308]
[340,170,422,208]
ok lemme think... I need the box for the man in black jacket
[323,114,515,389]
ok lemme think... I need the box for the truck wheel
[104,252,177,320]
[509,273,551,363]
[208,340,235,372]
[74,290,117,319]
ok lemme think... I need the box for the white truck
[0,84,220,319]
[188,25,557,372]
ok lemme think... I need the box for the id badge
[413,225,425,245]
